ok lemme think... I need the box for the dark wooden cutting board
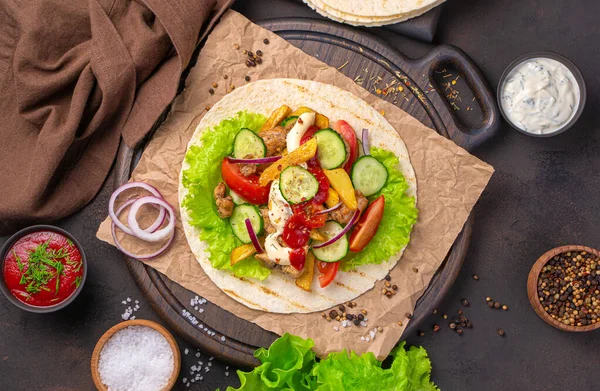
[115,17,500,368]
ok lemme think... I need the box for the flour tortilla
[303,0,445,27]
[179,79,417,313]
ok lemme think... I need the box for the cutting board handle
[418,44,501,150]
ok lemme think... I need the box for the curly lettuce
[181,111,270,280]
[223,334,438,391]
[341,147,418,271]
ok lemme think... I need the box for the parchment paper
[97,10,494,360]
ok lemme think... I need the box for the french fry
[315,113,329,129]
[259,138,317,186]
[295,251,315,292]
[310,229,327,241]
[230,244,257,266]
[261,105,292,132]
[289,106,314,117]
[323,168,357,210]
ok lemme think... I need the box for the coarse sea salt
[98,326,174,391]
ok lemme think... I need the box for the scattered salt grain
[360,336,365,341]
[182,377,187,383]
[333,326,340,332]
[121,301,126,305]
[225,372,230,377]
[98,326,174,391]
[195,352,200,357]
[360,321,367,327]
[365,337,370,342]
[126,298,131,302]
[184,348,189,355]
[220,336,226,342]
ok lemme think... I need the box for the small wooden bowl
[91,319,181,390]
[527,245,600,332]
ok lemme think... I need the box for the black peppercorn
[462,299,469,307]
[339,304,346,312]
[244,76,251,82]
[346,314,354,321]
[354,319,360,326]
[256,49,263,56]
[497,328,505,337]
[357,314,364,321]
[457,328,463,335]
[385,275,391,281]
[247,51,254,58]
[494,301,501,309]
[208,88,214,94]
[329,310,338,318]
[255,57,262,64]
[263,38,270,44]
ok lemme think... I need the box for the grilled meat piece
[330,190,369,224]
[258,126,287,156]
[239,155,258,177]
[260,207,277,234]
[214,182,234,218]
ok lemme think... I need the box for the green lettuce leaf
[226,333,317,391]
[341,147,418,271]
[223,335,438,391]
[181,111,270,280]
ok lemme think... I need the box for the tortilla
[179,79,417,313]
[303,0,445,27]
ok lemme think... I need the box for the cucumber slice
[229,189,246,205]
[230,205,263,243]
[312,221,349,262]
[351,156,388,197]
[233,128,266,159]
[315,129,347,169]
[279,166,319,204]
[280,116,298,127]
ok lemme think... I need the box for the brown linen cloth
[0,0,232,234]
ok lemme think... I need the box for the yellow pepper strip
[325,188,340,208]
[290,106,314,117]
[259,138,317,186]
[295,251,315,292]
[309,229,327,241]
[323,168,357,210]
[230,244,257,266]
[261,105,292,132]
[315,113,329,129]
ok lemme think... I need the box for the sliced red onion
[111,200,174,259]
[316,202,342,215]
[227,156,281,164]
[128,196,176,242]
[362,128,370,155]
[313,210,360,249]
[245,218,264,254]
[109,182,166,235]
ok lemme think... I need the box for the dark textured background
[1,0,599,390]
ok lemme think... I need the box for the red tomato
[300,125,319,145]
[306,164,329,205]
[349,195,385,252]
[221,159,269,205]
[291,203,326,229]
[331,120,358,172]
[282,214,310,248]
[317,261,339,288]
[289,247,306,271]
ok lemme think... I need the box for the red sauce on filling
[3,231,84,307]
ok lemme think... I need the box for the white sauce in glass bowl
[500,57,580,135]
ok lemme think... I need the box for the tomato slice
[289,247,306,271]
[306,164,329,205]
[349,195,385,252]
[318,261,339,288]
[331,120,358,172]
[221,159,270,205]
[300,125,319,145]
[282,214,311,248]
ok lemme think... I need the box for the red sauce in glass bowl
[3,230,84,307]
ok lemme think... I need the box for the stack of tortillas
[303,0,445,27]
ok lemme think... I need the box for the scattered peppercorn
[245,60,252,67]
[245,76,251,82]
[329,310,338,318]
[433,309,438,315]
[354,319,361,326]
[208,88,214,94]
[473,274,479,280]
[456,328,463,335]
[466,321,473,328]
[392,284,398,290]
[449,322,456,330]
[234,44,240,50]
[361,309,367,315]
[385,291,393,297]
[433,324,440,332]
[397,321,403,326]
[256,49,263,57]
[255,57,263,64]
[263,38,270,44]
[502,305,508,311]
[497,328,505,337]
[335,316,340,321]
[406,313,412,319]
[385,275,391,281]
[357,313,365,321]
[418,330,425,337]
[223,74,228,79]
[346,314,354,321]
[443,314,448,319]
[494,302,501,309]
[412,267,419,273]
[381,289,387,294]
[457,310,463,315]
[384,281,391,288]
[486,297,492,302]
[462,299,469,307]
[243,49,248,54]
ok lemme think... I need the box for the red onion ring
[245,218,264,254]
[316,202,342,215]
[128,196,176,242]
[227,156,281,164]
[109,182,166,235]
[312,209,360,249]
[362,128,370,156]
[111,200,175,260]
